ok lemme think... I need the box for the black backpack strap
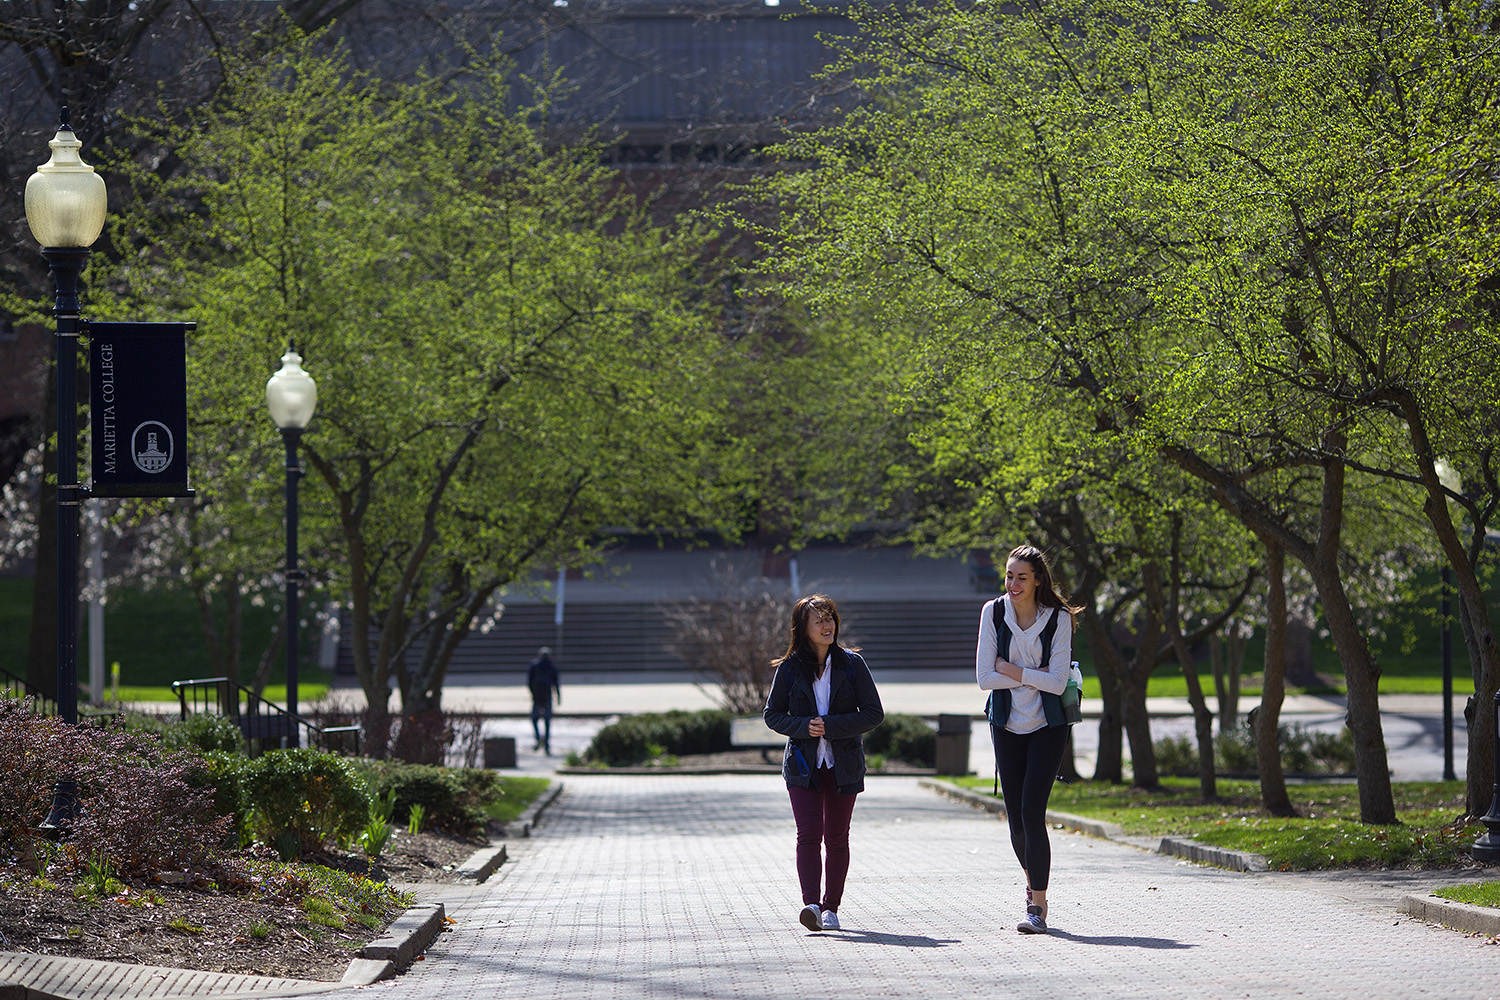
[991,599,1010,658]
[1039,607,1060,669]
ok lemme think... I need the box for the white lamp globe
[266,347,318,430]
[24,113,107,249]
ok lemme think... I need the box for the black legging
[991,723,1069,891]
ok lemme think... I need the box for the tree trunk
[1180,639,1217,800]
[1212,631,1246,729]
[1283,618,1319,688]
[190,572,244,684]
[1081,612,1126,783]
[250,606,287,699]
[1124,591,1165,789]
[1164,436,1397,823]
[1151,547,1217,800]
[1255,539,1297,816]
[1388,388,1500,817]
[1121,668,1157,788]
[1310,563,1396,823]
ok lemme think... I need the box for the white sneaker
[820,910,840,931]
[799,904,822,932]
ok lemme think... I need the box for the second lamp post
[265,346,317,745]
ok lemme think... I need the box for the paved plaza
[370,775,1496,1000]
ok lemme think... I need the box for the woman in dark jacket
[764,594,884,933]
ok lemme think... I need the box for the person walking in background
[764,594,884,933]
[527,646,561,755]
[976,544,1083,935]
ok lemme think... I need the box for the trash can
[935,714,971,776]
[483,736,517,769]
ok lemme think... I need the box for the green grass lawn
[0,576,331,702]
[950,775,1479,870]
[1434,883,1500,908]
[482,777,553,823]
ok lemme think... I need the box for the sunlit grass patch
[951,776,1478,869]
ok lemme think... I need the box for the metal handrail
[0,664,57,715]
[170,676,360,757]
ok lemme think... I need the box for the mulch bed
[0,828,485,982]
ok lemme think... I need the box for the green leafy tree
[746,0,1488,823]
[114,34,732,726]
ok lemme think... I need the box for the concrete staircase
[336,597,985,676]
[333,545,998,676]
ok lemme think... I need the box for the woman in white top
[976,545,1082,935]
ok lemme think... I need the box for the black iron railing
[170,677,360,757]
[0,664,57,716]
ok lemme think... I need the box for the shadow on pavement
[823,930,960,947]
[1046,928,1194,949]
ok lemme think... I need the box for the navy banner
[88,321,195,498]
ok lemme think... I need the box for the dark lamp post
[266,347,317,745]
[26,110,107,837]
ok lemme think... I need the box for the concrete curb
[341,957,397,986]
[0,953,351,1000]
[922,778,1270,873]
[919,778,1126,840]
[360,902,447,972]
[512,781,564,838]
[1157,835,1270,872]
[452,843,508,883]
[1399,894,1500,936]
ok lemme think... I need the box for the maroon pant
[787,765,858,911]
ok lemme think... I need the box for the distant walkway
[336,667,1440,717]
[369,775,1491,1000]
[330,671,1471,781]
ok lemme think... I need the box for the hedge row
[585,709,733,766]
[585,709,937,768]
[864,714,936,768]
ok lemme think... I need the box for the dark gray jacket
[763,649,885,794]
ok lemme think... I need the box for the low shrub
[864,714,936,768]
[585,710,732,766]
[240,749,370,858]
[0,697,232,878]
[1154,723,1358,776]
[200,751,251,846]
[126,711,246,754]
[352,759,502,836]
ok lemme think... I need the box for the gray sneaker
[1017,904,1047,934]
[820,910,840,931]
[799,904,822,932]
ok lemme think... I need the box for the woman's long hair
[1009,545,1084,629]
[772,593,851,677]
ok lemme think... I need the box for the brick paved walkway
[374,775,1500,1000]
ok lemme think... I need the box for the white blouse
[975,596,1071,734]
[812,654,835,768]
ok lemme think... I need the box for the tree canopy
[114,33,736,719]
[748,0,1500,821]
